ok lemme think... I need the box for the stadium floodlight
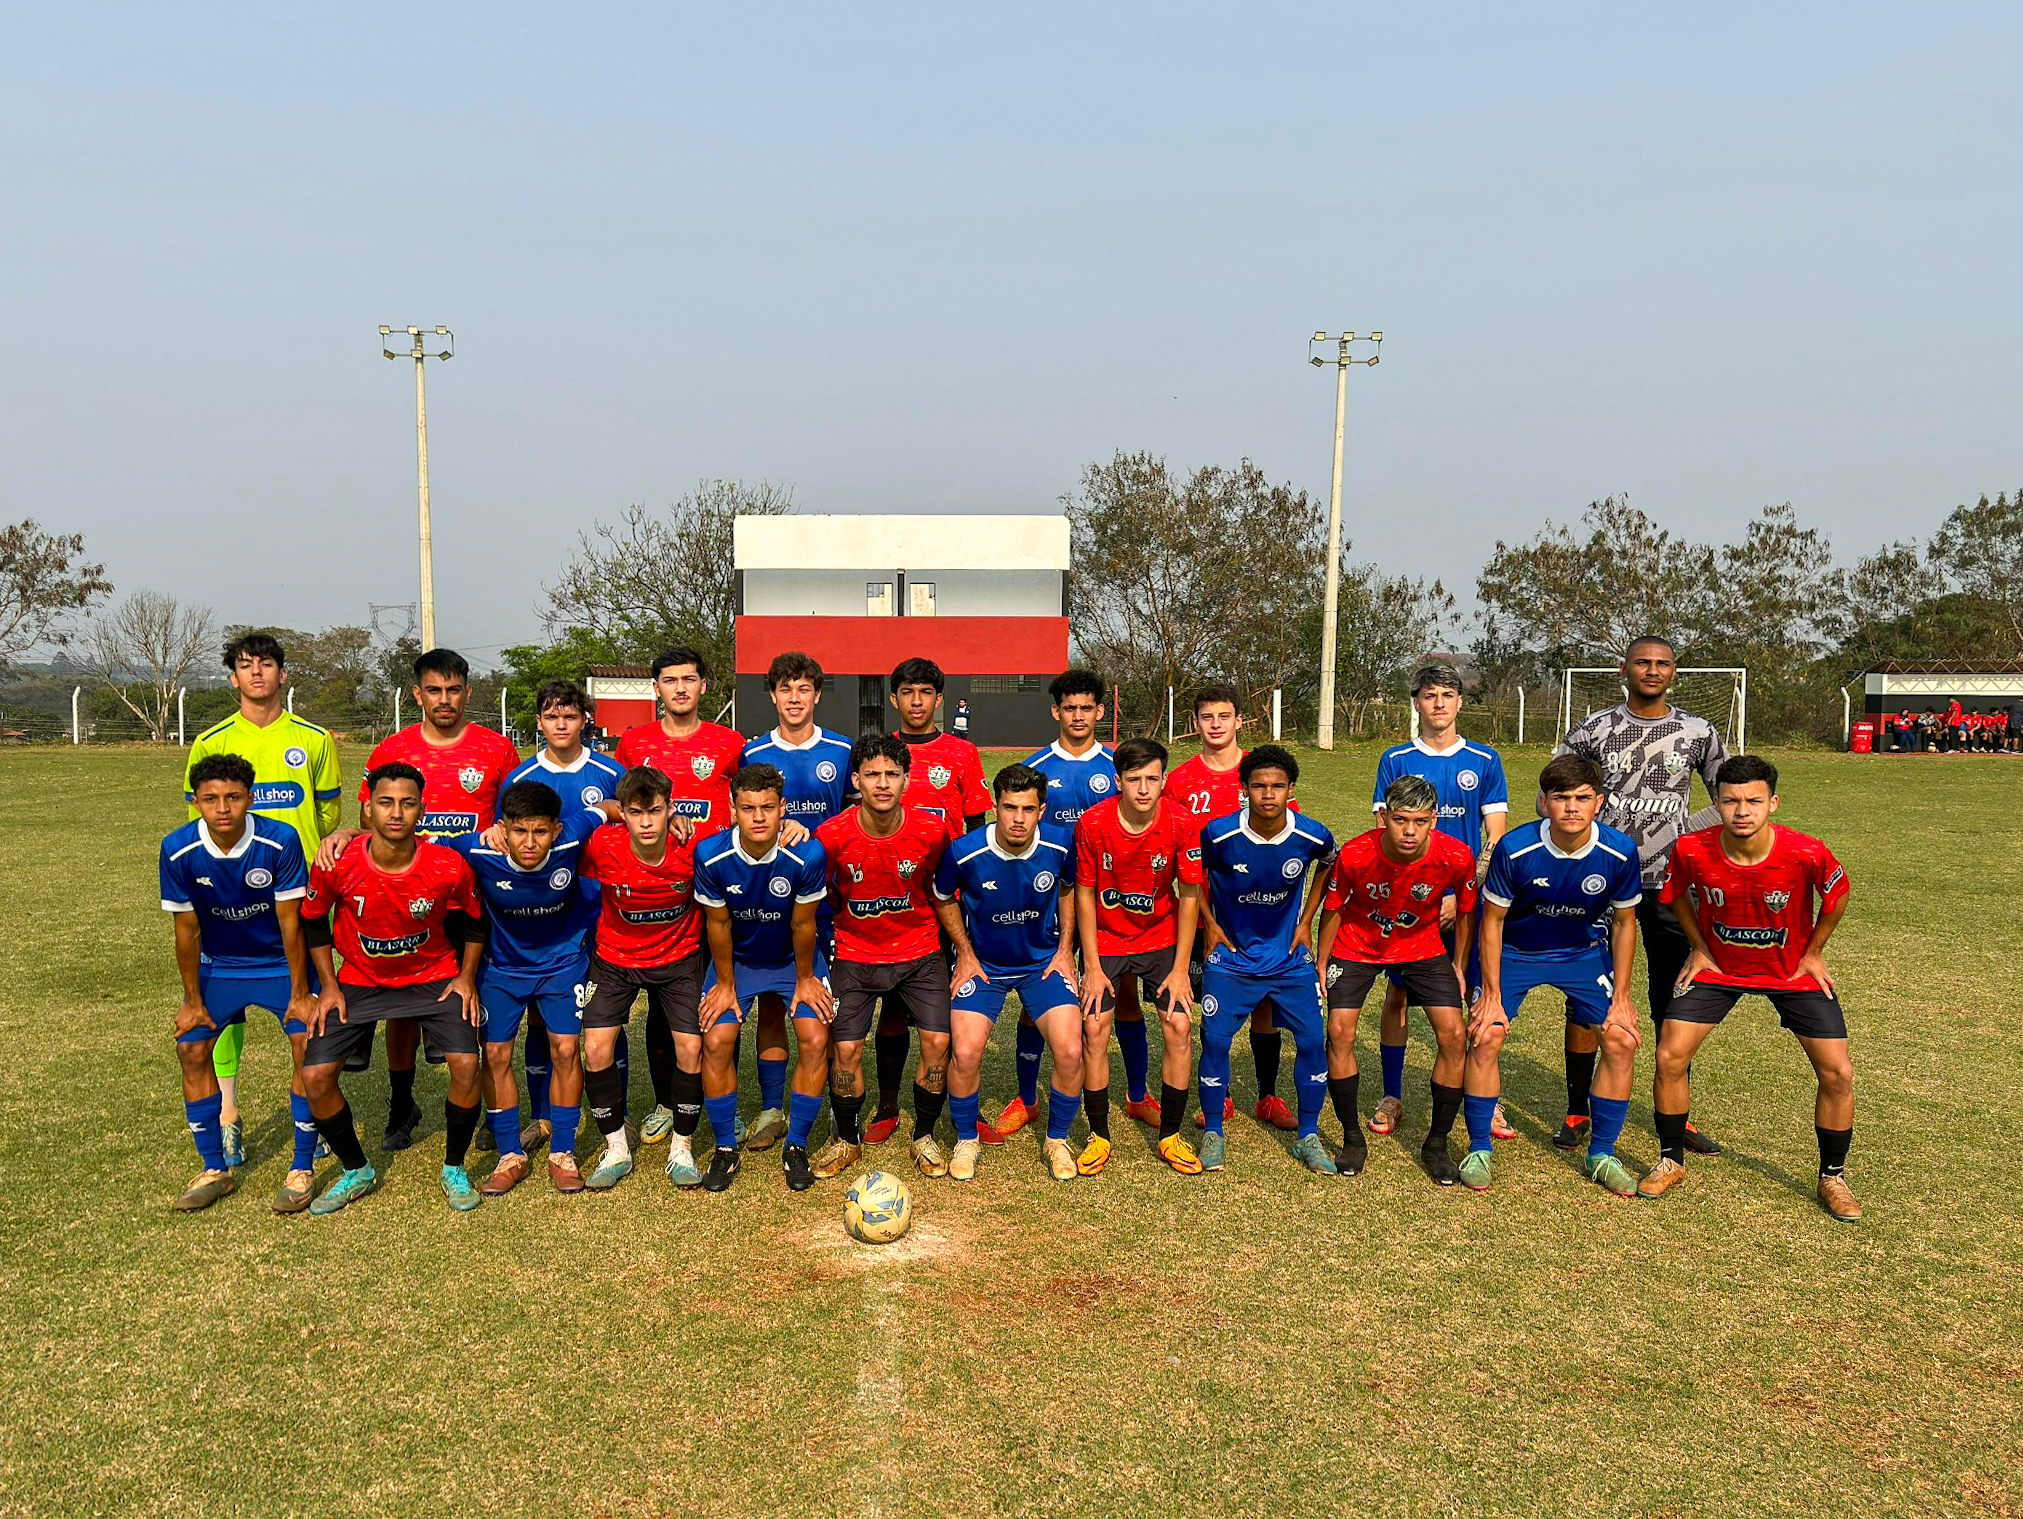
[376,323,456,649]
[1307,329,1384,749]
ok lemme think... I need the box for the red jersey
[1074,796,1203,955]
[613,720,745,836]
[1660,825,1849,990]
[361,723,521,839]
[1322,829,1478,965]
[1166,751,1246,824]
[895,731,990,842]
[580,823,701,968]
[304,837,479,988]
[818,806,951,965]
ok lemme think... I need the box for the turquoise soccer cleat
[308,1165,379,1216]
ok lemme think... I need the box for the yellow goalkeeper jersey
[183,710,344,852]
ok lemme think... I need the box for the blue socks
[1380,1042,1406,1102]
[1115,1017,1150,1103]
[1295,1043,1328,1139]
[950,1091,980,1143]
[786,1090,824,1148]
[186,1091,225,1171]
[1463,1093,1498,1154]
[1588,1095,1629,1158]
[703,1092,739,1149]
[758,1054,788,1112]
[1045,1087,1082,1142]
[489,1104,524,1157]
[550,1102,581,1159]
[525,1057,551,1124]
[1198,1041,1232,1135]
[1016,1020,1044,1106]
[289,1090,318,1171]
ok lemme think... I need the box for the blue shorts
[952,964,1078,1024]
[179,968,316,1042]
[1200,950,1325,1049]
[478,961,589,1043]
[701,955,831,1023]
[1496,948,1614,1027]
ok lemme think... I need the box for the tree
[501,626,627,731]
[1313,562,1458,735]
[1929,490,2023,653]
[0,520,113,669]
[85,591,217,741]
[544,480,795,682]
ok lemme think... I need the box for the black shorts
[1665,982,1847,1041]
[1097,947,1180,1014]
[304,979,481,1066]
[831,956,951,1043]
[580,951,706,1034]
[1326,955,1462,1012]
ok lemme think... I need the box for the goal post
[1558,667,1747,752]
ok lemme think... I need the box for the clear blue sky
[4,4,2016,659]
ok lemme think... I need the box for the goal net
[1558,667,1747,752]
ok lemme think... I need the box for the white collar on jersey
[1237,814,1301,848]
[985,824,1043,861]
[1540,826,1600,861]
[535,748,594,774]
[1046,738,1105,763]
[197,820,258,860]
[733,836,783,867]
[1411,734,1469,758]
[766,728,829,752]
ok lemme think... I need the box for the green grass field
[1,744,2018,1518]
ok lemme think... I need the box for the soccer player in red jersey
[814,734,978,1182]
[1074,736,1203,1175]
[1315,774,1478,1184]
[297,761,485,1214]
[1638,755,1861,1220]
[575,765,709,1193]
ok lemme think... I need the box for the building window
[970,675,1043,694]
[866,582,894,616]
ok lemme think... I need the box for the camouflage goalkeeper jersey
[1554,704,1730,888]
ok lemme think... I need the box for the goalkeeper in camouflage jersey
[1555,635,1729,1154]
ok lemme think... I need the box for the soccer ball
[843,1170,912,1244]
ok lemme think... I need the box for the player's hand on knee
[701,981,739,1026]
[1079,969,1110,1018]
[175,999,216,1037]
[1467,997,1506,1044]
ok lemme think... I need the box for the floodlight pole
[1308,330,1382,749]
[380,325,454,650]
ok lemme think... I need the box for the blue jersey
[692,831,829,970]
[158,817,309,973]
[742,728,855,830]
[1371,737,1509,853]
[937,823,1076,971]
[1195,811,1337,976]
[1021,741,1118,833]
[1480,821,1643,961]
[505,748,626,817]
[445,813,598,975]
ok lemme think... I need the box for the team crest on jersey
[1763,890,1791,912]
[896,859,916,879]
[582,787,605,806]
[768,877,792,898]
[815,760,838,783]
[1034,870,1057,893]
[1151,853,1167,873]
[1090,773,1112,794]
[458,767,484,794]
[927,764,952,790]
[1281,858,1304,880]
[1664,752,1688,774]
[1457,770,1479,791]
[1410,881,1432,901]
[1581,873,1607,896]
[690,755,715,780]
[549,868,573,890]
[283,746,308,768]
[245,867,274,890]
[956,978,978,998]
[408,897,435,917]
[1201,994,1219,1016]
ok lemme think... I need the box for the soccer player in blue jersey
[1192,745,1337,1175]
[1467,755,1645,1195]
[694,763,835,1192]
[443,781,600,1195]
[160,754,319,1211]
[940,763,1084,1183]
[502,679,624,1148]
[1368,661,1509,1140]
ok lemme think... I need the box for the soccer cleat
[474,1122,497,1154]
[992,1097,1035,1137]
[548,1153,585,1193]
[1457,1150,1493,1191]
[173,1169,237,1212]
[481,1152,530,1197]
[521,1118,552,1154]
[1420,1136,1460,1186]
[948,1137,982,1182]
[441,1164,482,1211]
[638,1105,675,1145]
[781,1144,816,1191]
[864,1113,902,1146]
[911,1135,950,1179]
[220,1118,245,1168]
[1042,1138,1078,1182]
[1122,1095,1163,1127]
[1192,1097,1237,1129]
[381,1102,422,1153]
[1254,1095,1297,1131]
[701,1146,742,1193]
[810,1138,862,1180]
[1337,1132,1368,1177]
[1683,1121,1723,1156]
[1077,1134,1112,1175]
[1490,1102,1516,1141]
[584,1146,633,1191]
[976,1117,1008,1146]
[665,1137,703,1189]
[271,1169,316,1214]
[744,1107,787,1152]
[1292,1134,1338,1175]
[1157,1134,1204,1175]
[308,1164,379,1215]
[1198,1131,1226,1171]
[1552,1115,1590,1150]
[1584,1152,1639,1197]
[734,1113,748,1148]
[1817,1174,1863,1222]
[1636,1157,1688,1199]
